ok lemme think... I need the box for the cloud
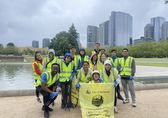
[0,0,167,47]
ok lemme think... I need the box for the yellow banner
[79,83,114,118]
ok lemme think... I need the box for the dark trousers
[35,86,40,98]
[60,81,72,108]
[40,86,57,112]
[114,84,124,106]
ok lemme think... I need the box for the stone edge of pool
[0,83,168,97]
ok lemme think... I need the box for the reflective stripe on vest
[110,57,119,68]
[120,56,133,76]
[59,61,73,82]
[101,69,116,83]
[78,69,92,83]
[45,71,59,87]
[45,57,57,72]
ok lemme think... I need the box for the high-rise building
[42,38,50,48]
[87,25,98,48]
[98,20,109,47]
[151,17,165,41]
[144,24,154,40]
[162,21,168,40]
[109,11,133,46]
[32,40,39,48]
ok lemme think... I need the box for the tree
[0,44,4,54]
[7,42,15,47]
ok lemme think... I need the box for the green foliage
[49,24,79,56]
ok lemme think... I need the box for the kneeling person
[41,63,60,118]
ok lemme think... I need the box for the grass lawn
[135,58,168,67]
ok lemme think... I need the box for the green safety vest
[32,61,43,87]
[78,69,92,83]
[44,57,58,72]
[43,71,59,87]
[101,69,116,83]
[119,56,133,76]
[59,61,74,82]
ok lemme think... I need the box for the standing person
[109,49,124,102]
[77,48,89,70]
[118,48,136,107]
[70,47,78,70]
[94,42,101,58]
[100,60,119,113]
[43,49,58,72]
[59,53,75,109]
[40,63,60,118]
[32,51,43,103]
[98,52,108,73]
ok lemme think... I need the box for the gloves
[114,79,118,87]
[75,83,80,89]
[50,92,58,99]
[70,75,73,81]
[130,76,134,80]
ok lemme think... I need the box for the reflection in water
[0,64,34,90]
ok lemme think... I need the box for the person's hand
[114,79,118,87]
[130,76,134,80]
[56,87,62,93]
[50,92,58,99]
[75,83,80,89]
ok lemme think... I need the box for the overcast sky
[0,0,168,47]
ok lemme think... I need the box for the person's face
[36,53,42,60]
[83,63,89,71]
[95,43,100,49]
[101,54,107,62]
[111,51,116,56]
[92,55,97,61]
[80,50,85,55]
[65,56,71,63]
[49,52,54,59]
[93,73,100,81]
[51,65,59,74]
[122,50,129,57]
[70,48,76,54]
[105,64,111,71]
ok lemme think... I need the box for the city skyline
[0,0,168,47]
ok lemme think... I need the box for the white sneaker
[132,103,136,107]
[123,99,129,104]
[114,106,119,113]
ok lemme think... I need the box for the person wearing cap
[77,48,89,70]
[59,53,75,109]
[32,51,43,103]
[89,51,99,71]
[90,70,103,83]
[43,49,58,72]
[118,48,136,107]
[100,60,119,113]
[40,63,61,118]
[109,49,124,103]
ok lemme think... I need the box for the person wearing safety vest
[89,51,100,71]
[43,49,58,72]
[40,63,61,118]
[70,47,78,70]
[32,51,43,103]
[93,42,101,58]
[77,48,89,70]
[109,49,124,103]
[90,70,103,83]
[75,61,92,88]
[59,53,76,109]
[100,60,119,113]
[98,52,108,73]
[118,48,136,107]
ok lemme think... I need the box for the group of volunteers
[32,42,136,118]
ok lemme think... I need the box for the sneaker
[123,99,129,104]
[132,103,136,107]
[44,111,49,118]
[114,106,119,113]
[37,97,42,103]
[42,106,53,112]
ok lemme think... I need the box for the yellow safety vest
[77,69,92,83]
[44,57,58,72]
[77,55,89,63]
[32,61,43,87]
[109,57,119,68]
[101,69,117,83]
[45,71,59,87]
[59,61,74,82]
[119,56,133,76]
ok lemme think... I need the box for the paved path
[0,89,168,118]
